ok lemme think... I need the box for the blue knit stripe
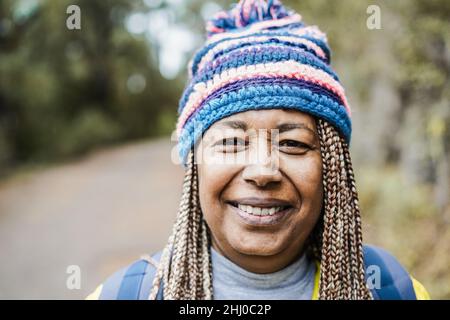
[178,44,339,114]
[180,84,351,144]
[182,77,345,125]
[297,35,331,61]
[178,85,351,163]
[190,30,331,77]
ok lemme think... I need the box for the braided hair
[149,119,372,300]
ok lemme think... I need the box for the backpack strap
[117,259,149,300]
[136,252,164,300]
[98,251,164,300]
[116,251,164,300]
[363,244,417,300]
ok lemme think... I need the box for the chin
[229,233,284,257]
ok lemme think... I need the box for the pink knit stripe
[289,25,328,43]
[206,14,302,42]
[177,60,350,135]
[197,34,326,75]
[242,0,252,20]
[207,24,225,34]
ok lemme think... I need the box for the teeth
[237,204,284,216]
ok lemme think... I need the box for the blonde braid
[316,119,372,300]
[149,150,213,299]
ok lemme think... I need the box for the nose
[242,139,282,188]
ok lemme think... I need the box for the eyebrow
[277,122,316,134]
[219,120,316,135]
[220,120,247,130]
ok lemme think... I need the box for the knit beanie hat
[176,0,351,165]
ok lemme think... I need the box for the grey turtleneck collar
[210,246,316,300]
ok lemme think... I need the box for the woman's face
[196,109,323,273]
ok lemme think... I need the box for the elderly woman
[87,0,429,300]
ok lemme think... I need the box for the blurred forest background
[0,0,449,299]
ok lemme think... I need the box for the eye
[222,137,244,146]
[278,139,311,154]
[214,137,247,152]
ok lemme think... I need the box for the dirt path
[0,138,184,299]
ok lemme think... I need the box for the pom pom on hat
[206,0,301,37]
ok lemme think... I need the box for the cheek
[283,154,323,216]
[281,155,323,247]
[197,163,239,224]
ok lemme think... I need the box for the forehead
[210,109,317,130]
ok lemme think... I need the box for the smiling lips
[227,198,295,226]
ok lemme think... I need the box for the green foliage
[357,165,450,299]
[0,0,179,171]
[57,109,123,156]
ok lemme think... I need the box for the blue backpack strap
[117,259,149,300]
[99,251,164,300]
[98,266,128,299]
[363,244,417,300]
[136,251,164,300]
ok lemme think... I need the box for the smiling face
[196,109,324,274]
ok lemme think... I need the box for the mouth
[226,198,296,226]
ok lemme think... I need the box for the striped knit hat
[176,0,351,165]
